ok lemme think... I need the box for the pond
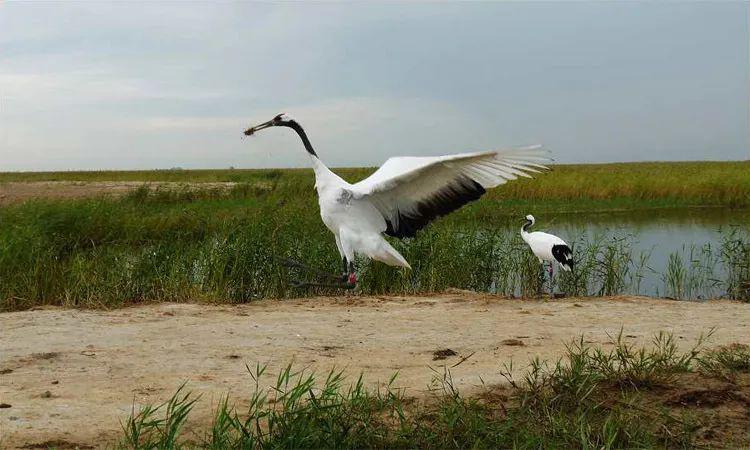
[505,208,750,299]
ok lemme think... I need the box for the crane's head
[524,214,535,224]
[243,113,295,136]
[243,112,318,157]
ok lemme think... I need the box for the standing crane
[520,214,573,296]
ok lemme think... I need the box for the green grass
[1,162,749,309]
[117,333,750,449]
[1,177,749,311]
[2,160,750,212]
[698,343,750,383]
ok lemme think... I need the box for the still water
[498,208,749,299]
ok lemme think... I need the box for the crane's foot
[277,257,359,290]
[277,257,342,281]
[278,257,357,289]
[289,279,357,290]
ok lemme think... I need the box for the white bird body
[520,215,573,271]
[310,155,409,268]
[522,231,569,266]
[244,113,550,283]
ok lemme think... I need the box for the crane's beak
[243,119,274,136]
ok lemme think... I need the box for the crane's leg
[339,228,358,286]
[278,234,353,289]
[278,258,341,281]
[336,234,349,282]
[284,257,357,290]
[537,261,544,298]
[549,264,554,296]
[340,257,349,282]
[347,260,357,285]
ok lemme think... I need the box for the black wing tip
[551,244,574,267]
[384,179,486,239]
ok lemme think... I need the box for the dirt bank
[0,181,237,205]
[1,293,748,447]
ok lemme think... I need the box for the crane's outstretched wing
[349,146,550,238]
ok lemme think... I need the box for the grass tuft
[698,343,750,383]
[117,334,750,449]
[121,383,199,449]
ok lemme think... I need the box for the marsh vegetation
[2,161,750,210]
[1,163,749,310]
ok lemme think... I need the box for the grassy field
[118,334,750,449]
[2,160,750,211]
[0,161,749,310]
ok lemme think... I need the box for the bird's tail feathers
[372,240,411,269]
[560,255,574,272]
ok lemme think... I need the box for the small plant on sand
[121,383,199,449]
[697,343,750,382]
[117,332,750,449]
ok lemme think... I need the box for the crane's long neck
[286,121,317,157]
[285,120,344,189]
[521,220,533,242]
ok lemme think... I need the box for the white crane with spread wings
[244,113,550,288]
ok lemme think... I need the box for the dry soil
[1,293,749,448]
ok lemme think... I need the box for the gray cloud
[1,2,748,171]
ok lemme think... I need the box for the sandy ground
[0,181,237,205]
[1,293,749,448]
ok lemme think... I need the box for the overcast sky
[1,2,748,171]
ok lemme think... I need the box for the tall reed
[1,185,749,310]
[720,227,750,301]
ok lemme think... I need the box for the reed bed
[2,161,750,210]
[0,183,748,311]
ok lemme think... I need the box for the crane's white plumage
[520,214,573,271]
[244,114,551,283]
[349,147,549,238]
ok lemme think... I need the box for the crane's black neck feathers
[523,220,533,232]
[281,121,317,157]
